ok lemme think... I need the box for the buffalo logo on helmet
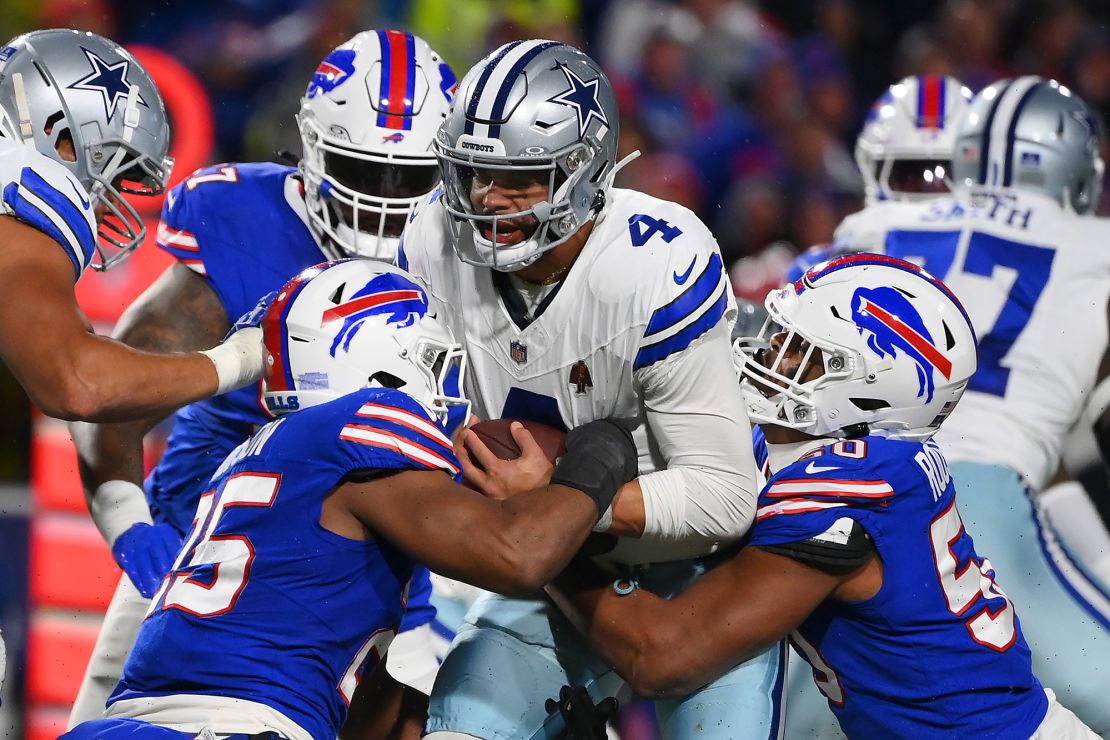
[321,272,429,356]
[307,49,357,99]
[852,286,952,403]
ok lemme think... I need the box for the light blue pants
[427,560,786,740]
[951,462,1110,735]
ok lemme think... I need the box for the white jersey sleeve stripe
[755,499,848,522]
[339,425,460,475]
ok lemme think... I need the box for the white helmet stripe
[980,76,1042,186]
[467,40,559,138]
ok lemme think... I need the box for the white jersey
[0,138,97,279]
[401,188,759,564]
[835,193,1110,490]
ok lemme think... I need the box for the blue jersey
[148,162,326,533]
[111,388,461,740]
[750,436,1048,739]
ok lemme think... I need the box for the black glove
[550,419,638,519]
[545,684,619,740]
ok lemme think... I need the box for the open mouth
[479,222,527,245]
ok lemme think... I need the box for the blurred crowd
[2,0,1108,297]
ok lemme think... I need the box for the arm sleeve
[634,321,760,552]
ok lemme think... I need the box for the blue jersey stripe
[487,41,560,138]
[395,239,409,271]
[752,425,769,473]
[645,252,725,338]
[2,180,83,279]
[465,41,522,135]
[8,167,95,273]
[634,286,727,370]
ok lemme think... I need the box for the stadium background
[0,0,1107,736]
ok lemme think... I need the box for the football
[468,418,567,463]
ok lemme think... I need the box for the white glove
[200,325,264,394]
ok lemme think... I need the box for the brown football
[468,418,567,463]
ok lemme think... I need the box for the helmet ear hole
[942,321,956,350]
[369,371,406,390]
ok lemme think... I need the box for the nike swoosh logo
[673,257,696,285]
[805,462,840,474]
[68,179,91,210]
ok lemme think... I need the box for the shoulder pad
[0,141,97,277]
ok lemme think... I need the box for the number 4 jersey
[105,388,461,740]
[833,193,1110,490]
[751,436,1048,739]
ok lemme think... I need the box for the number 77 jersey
[833,191,1110,491]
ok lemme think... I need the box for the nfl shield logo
[510,340,528,364]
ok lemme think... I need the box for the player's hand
[110,522,183,599]
[460,421,554,500]
[202,290,274,394]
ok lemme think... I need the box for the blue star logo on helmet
[547,62,608,139]
[68,47,147,120]
[307,49,357,99]
[321,272,429,356]
[852,286,952,403]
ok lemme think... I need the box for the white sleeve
[633,321,759,554]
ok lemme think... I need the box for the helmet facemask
[437,137,601,271]
[299,113,441,261]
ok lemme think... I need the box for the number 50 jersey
[834,192,1110,491]
[751,436,1048,738]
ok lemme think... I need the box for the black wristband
[549,419,638,518]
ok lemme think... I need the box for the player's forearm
[546,564,704,698]
[57,335,219,422]
[443,484,601,595]
[70,418,154,500]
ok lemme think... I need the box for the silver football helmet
[298,30,455,262]
[436,40,623,271]
[951,76,1104,215]
[0,29,173,268]
[856,75,973,205]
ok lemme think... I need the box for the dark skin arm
[0,216,225,421]
[546,547,879,698]
[329,468,601,597]
[68,262,228,502]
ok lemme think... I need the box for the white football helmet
[856,75,973,205]
[735,254,977,441]
[261,259,469,425]
[298,30,456,261]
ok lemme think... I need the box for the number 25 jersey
[107,388,461,740]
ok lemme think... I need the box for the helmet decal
[375,30,416,130]
[547,62,609,139]
[464,40,561,138]
[915,75,946,129]
[307,48,357,99]
[852,285,952,402]
[324,272,429,355]
[67,47,148,119]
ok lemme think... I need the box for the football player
[399,41,778,739]
[816,76,1110,733]
[0,29,263,422]
[61,259,639,740]
[548,255,1099,739]
[66,30,457,731]
[782,74,977,739]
